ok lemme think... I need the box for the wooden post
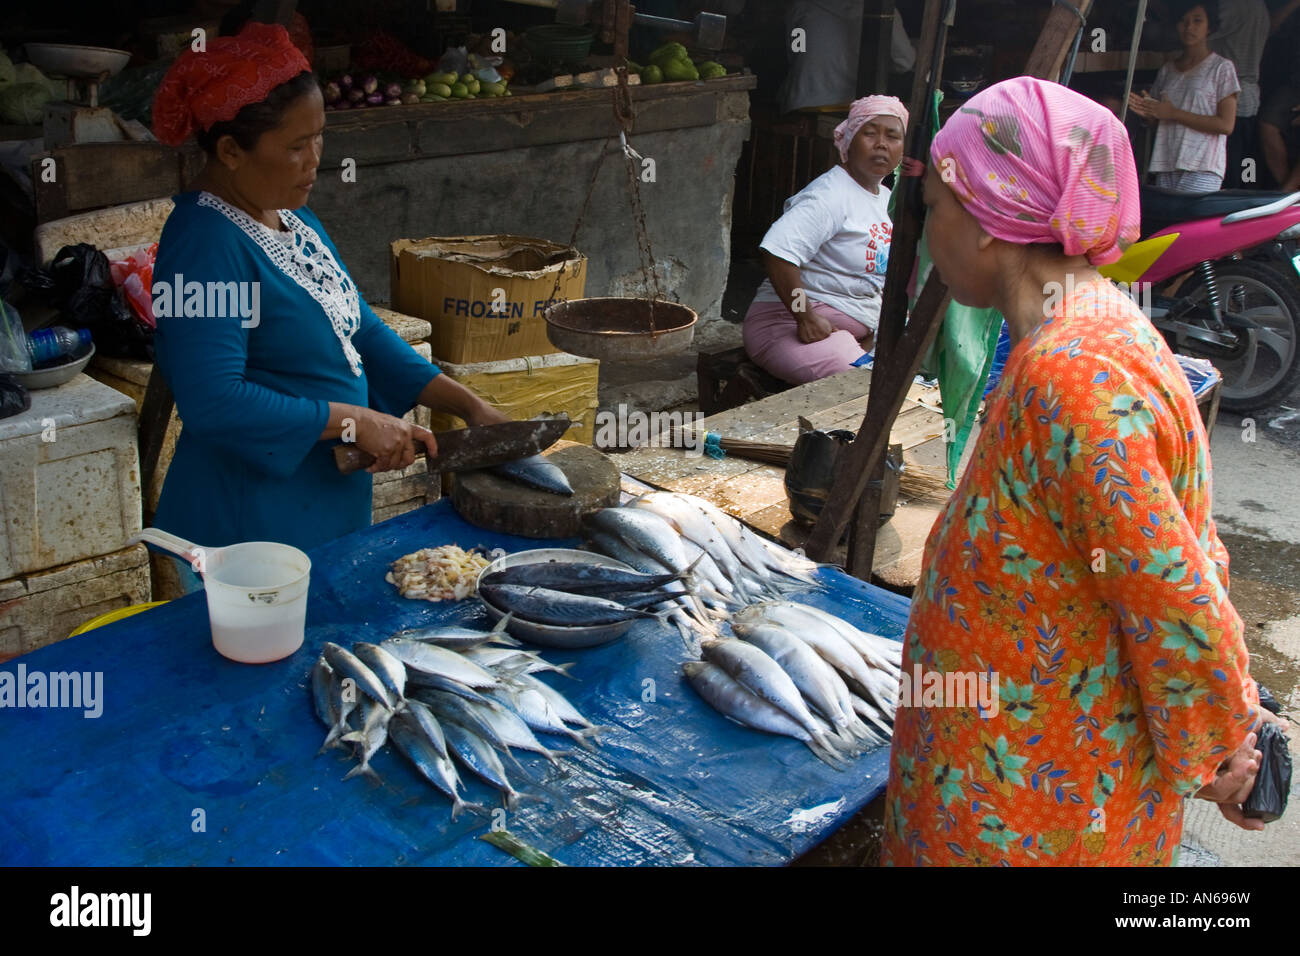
[138,366,175,524]
[804,0,1094,570]
[859,0,896,99]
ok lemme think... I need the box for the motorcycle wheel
[1175,258,1300,413]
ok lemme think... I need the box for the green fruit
[420,93,447,102]
[460,73,475,85]
[641,64,663,84]
[699,61,727,80]
[625,59,643,74]
[649,42,688,66]
[438,71,461,86]
[467,80,481,94]
[662,58,699,82]
[430,82,452,97]
[405,79,427,96]
[480,80,506,96]
[450,82,470,98]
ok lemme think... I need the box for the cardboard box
[390,235,586,365]
[0,544,151,661]
[0,374,141,580]
[428,351,600,445]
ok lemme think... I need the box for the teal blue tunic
[152,192,439,552]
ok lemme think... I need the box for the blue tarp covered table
[0,499,909,866]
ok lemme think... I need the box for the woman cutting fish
[147,23,507,583]
[882,77,1282,866]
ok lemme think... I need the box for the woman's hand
[352,406,438,474]
[1127,91,1170,121]
[900,156,926,177]
[797,310,834,343]
[1194,731,1265,831]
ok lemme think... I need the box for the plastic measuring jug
[129,528,311,663]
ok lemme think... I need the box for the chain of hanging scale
[546,66,663,331]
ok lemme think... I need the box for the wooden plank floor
[614,368,953,593]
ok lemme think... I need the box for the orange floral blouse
[881,279,1260,866]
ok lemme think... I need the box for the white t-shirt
[755,164,893,332]
[779,3,916,114]
[1148,53,1240,176]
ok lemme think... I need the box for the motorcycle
[1098,187,1300,412]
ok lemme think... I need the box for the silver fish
[509,672,594,729]
[735,604,882,707]
[353,642,408,705]
[321,664,359,753]
[341,696,391,781]
[683,661,846,767]
[311,657,337,730]
[490,454,574,496]
[700,638,841,753]
[461,697,567,765]
[409,679,496,708]
[463,647,576,679]
[737,623,875,747]
[628,495,758,600]
[387,613,520,649]
[322,642,395,711]
[383,639,501,689]
[479,583,660,627]
[442,720,527,809]
[417,688,526,771]
[486,685,598,750]
[787,603,903,677]
[584,507,692,575]
[401,698,450,761]
[388,713,480,820]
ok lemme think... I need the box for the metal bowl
[476,548,638,649]
[544,297,697,361]
[24,43,131,79]
[12,341,95,390]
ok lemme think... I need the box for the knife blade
[333,417,571,475]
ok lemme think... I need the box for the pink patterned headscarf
[834,95,909,163]
[929,76,1140,265]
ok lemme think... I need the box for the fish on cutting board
[489,454,575,496]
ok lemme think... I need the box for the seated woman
[742,96,907,385]
[148,23,506,581]
[1129,0,1239,192]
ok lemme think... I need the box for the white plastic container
[130,529,310,663]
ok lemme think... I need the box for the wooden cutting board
[450,444,619,539]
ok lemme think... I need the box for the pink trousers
[741,298,871,385]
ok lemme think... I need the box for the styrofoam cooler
[0,373,141,580]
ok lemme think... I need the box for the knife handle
[334,444,377,474]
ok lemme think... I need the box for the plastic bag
[1242,722,1291,823]
[23,244,153,360]
[785,418,857,525]
[0,298,31,373]
[108,243,158,329]
[0,373,30,421]
[1257,681,1282,715]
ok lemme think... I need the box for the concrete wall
[306,89,752,326]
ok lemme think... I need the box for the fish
[321,663,359,753]
[311,657,338,731]
[388,713,481,820]
[479,562,687,595]
[734,604,885,707]
[322,642,395,711]
[508,672,596,730]
[700,638,843,756]
[784,603,903,676]
[485,685,600,750]
[387,614,520,649]
[850,694,894,740]
[383,638,502,689]
[353,642,408,705]
[490,454,574,496]
[341,696,391,781]
[683,661,846,767]
[583,507,692,575]
[460,697,568,765]
[478,583,661,627]
[416,688,527,771]
[441,720,528,809]
[401,698,450,761]
[409,678,496,707]
[465,649,577,682]
[736,623,877,748]
[627,495,759,601]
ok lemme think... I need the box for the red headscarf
[152,22,311,147]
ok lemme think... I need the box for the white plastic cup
[202,542,311,663]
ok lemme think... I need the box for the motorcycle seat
[1140,186,1294,236]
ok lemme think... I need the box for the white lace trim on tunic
[197,191,364,376]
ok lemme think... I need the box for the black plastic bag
[20,244,153,361]
[0,373,31,421]
[1243,723,1291,823]
[1257,682,1282,715]
[785,419,856,526]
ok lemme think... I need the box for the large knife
[333,416,572,475]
